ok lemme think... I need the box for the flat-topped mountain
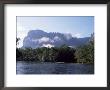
[22,30,90,48]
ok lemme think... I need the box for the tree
[16,38,23,60]
[55,45,76,63]
[16,38,20,46]
[16,48,23,60]
[75,33,94,64]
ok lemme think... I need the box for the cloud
[72,33,81,38]
[39,37,50,43]
[32,38,54,44]
[17,25,29,48]
[54,36,61,41]
[42,44,54,48]
[31,39,38,42]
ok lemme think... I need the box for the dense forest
[16,34,94,64]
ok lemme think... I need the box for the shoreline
[16,61,94,64]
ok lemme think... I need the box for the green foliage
[16,45,76,63]
[75,34,94,64]
[55,45,76,63]
[16,48,22,59]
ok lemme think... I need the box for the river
[16,61,94,74]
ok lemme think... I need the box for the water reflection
[16,61,94,74]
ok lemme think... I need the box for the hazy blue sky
[17,16,94,47]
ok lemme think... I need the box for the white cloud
[54,36,61,41]
[31,38,54,44]
[31,39,38,42]
[17,25,29,48]
[42,44,54,48]
[72,33,81,38]
[50,40,54,43]
[39,37,50,43]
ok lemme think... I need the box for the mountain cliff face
[22,30,90,48]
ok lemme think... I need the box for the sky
[17,16,94,47]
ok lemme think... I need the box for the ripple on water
[16,61,94,74]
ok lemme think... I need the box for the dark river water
[16,61,94,74]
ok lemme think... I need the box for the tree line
[16,45,77,63]
[16,34,94,64]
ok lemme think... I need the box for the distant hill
[22,30,90,48]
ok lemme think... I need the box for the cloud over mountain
[22,30,90,48]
